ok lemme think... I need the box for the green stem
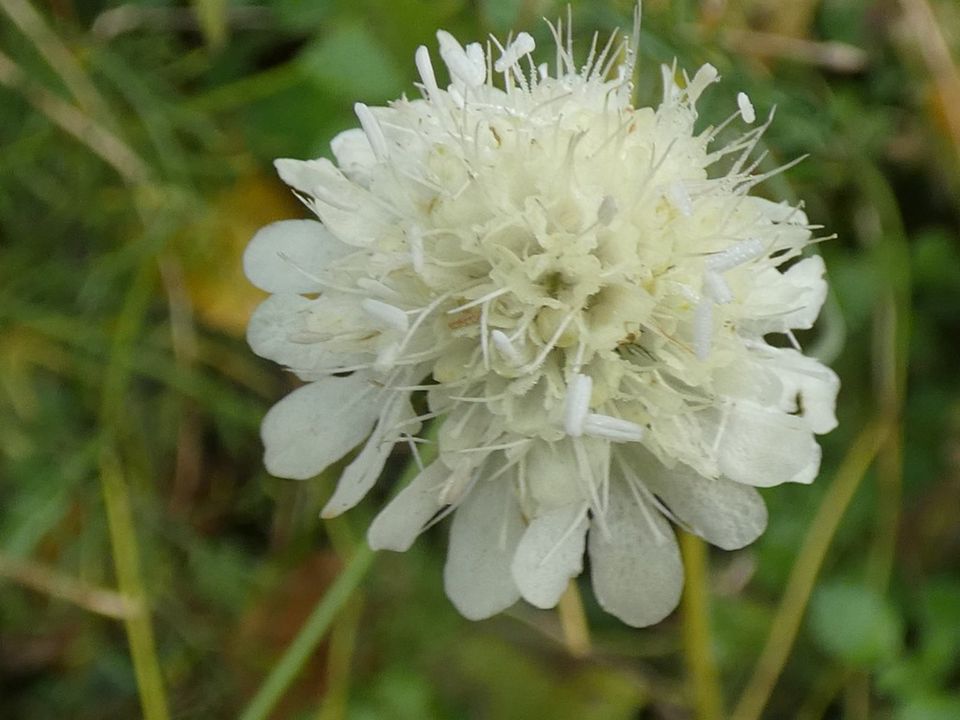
[679,531,724,720]
[99,447,171,720]
[730,421,889,720]
[239,545,376,720]
[557,581,591,657]
[98,261,170,720]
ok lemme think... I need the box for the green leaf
[298,23,406,103]
[896,695,960,720]
[809,582,902,667]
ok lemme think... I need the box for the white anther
[437,31,486,87]
[415,45,440,100]
[494,32,536,73]
[597,195,618,226]
[667,180,693,217]
[354,103,388,161]
[693,297,713,361]
[582,414,645,442]
[563,373,593,437]
[706,238,765,272]
[491,330,523,365]
[737,91,756,124]
[361,298,409,333]
[407,226,424,275]
[374,341,400,372]
[537,62,549,80]
[703,271,733,304]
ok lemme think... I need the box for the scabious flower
[244,10,839,627]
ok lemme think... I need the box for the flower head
[244,11,838,626]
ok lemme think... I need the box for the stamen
[415,45,440,101]
[693,297,713,361]
[407,225,425,274]
[491,329,523,365]
[354,103,388,161]
[519,311,571,373]
[437,30,486,87]
[446,286,509,314]
[737,91,756,123]
[706,238,765,272]
[703,270,733,304]
[667,180,693,216]
[573,438,609,539]
[362,298,409,332]
[494,32,536,73]
[564,373,593,437]
[374,341,400,372]
[582,413,644,442]
[480,300,490,369]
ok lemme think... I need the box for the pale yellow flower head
[245,9,838,626]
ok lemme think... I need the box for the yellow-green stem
[730,421,889,720]
[679,531,724,720]
[557,581,591,657]
[99,447,170,720]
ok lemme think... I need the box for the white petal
[261,375,380,480]
[322,394,420,518]
[712,402,822,487]
[330,128,377,180]
[523,440,590,511]
[274,157,386,247]
[244,219,352,294]
[765,348,840,434]
[247,294,368,378]
[367,460,448,552]
[588,481,683,627]
[444,478,524,620]
[742,256,828,333]
[630,448,768,551]
[511,503,588,609]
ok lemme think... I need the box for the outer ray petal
[712,402,822,486]
[367,460,449,552]
[511,502,589,608]
[243,220,352,294]
[625,447,768,550]
[588,480,683,627]
[765,348,840,434]
[444,478,524,620]
[323,393,421,518]
[246,294,368,377]
[261,374,380,480]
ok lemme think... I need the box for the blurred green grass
[1,0,959,718]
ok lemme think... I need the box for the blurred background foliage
[0,0,958,718]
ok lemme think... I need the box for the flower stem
[99,447,171,720]
[239,544,376,720]
[557,581,591,657]
[730,420,889,720]
[679,531,724,720]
